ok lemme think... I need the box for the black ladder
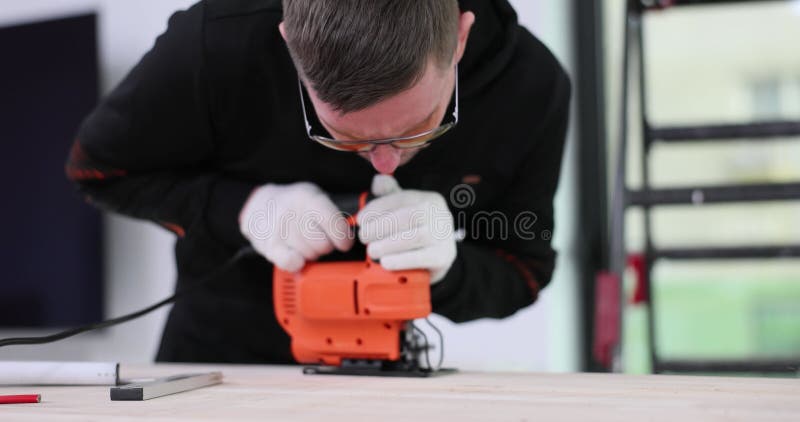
[610,0,800,374]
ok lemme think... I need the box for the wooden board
[1,363,798,421]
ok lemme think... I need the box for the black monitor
[0,13,103,327]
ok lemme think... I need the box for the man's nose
[368,144,402,175]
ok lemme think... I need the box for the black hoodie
[67,0,571,363]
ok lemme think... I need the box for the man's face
[280,12,474,175]
[306,62,456,174]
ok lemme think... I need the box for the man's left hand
[357,175,457,284]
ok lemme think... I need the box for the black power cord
[409,318,446,372]
[0,247,256,348]
[0,246,449,372]
[410,321,433,371]
[425,317,445,370]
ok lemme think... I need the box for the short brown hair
[282,0,460,113]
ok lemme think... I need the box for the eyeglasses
[297,67,459,152]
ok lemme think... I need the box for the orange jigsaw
[273,191,447,376]
[273,261,430,366]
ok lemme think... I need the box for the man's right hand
[239,182,354,272]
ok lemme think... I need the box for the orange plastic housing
[274,261,431,366]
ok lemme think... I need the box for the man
[66,0,570,364]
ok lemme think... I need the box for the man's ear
[455,11,476,64]
[278,21,287,42]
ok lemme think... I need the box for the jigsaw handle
[330,191,373,263]
[329,193,362,217]
[330,192,374,219]
[330,192,373,227]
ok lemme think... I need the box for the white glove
[239,182,354,272]
[357,175,457,284]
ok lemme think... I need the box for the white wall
[0,0,580,372]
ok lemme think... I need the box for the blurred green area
[603,0,800,376]
[623,268,800,374]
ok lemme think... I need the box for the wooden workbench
[1,363,798,421]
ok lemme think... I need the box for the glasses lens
[313,136,374,152]
[390,123,455,150]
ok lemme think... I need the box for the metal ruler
[110,372,222,401]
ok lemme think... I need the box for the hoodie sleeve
[430,55,571,323]
[66,2,256,250]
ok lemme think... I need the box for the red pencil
[0,394,40,404]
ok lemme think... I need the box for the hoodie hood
[458,0,520,99]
